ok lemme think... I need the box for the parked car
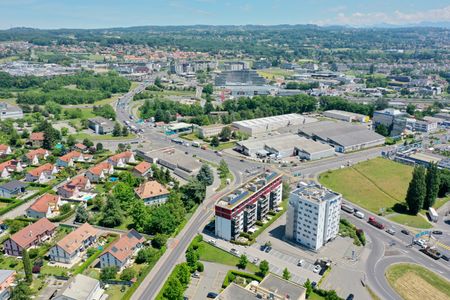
[311,281,317,288]
[414,239,426,248]
[354,211,365,219]
[192,272,200,278]
[208,239,216,245]
[207,292,218,298]
[346,294,354,300]
[386,228,396,235]
[441,255,449,262]
[432,230,443,235]
[264,246,272,253]
[230,248,239,256]
[252,257,260,264]
[297,259,305,267]
[313,265,321,273]
[401,229,410,235]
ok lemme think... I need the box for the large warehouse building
[232,113,317,137]
[323,110,369,123]
[298,121,385,153]
[235,134,334,160]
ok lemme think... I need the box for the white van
[354,211,365,219]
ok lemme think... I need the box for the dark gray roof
[0,180,27,192]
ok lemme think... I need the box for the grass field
[71,132,137,141]
[319,158,440,228]
[257,68,295,79]
[196,241,259,273]
[211,141,236,151]
[385,263,450,300]
[63,107,96,119]
[93,94,120,106]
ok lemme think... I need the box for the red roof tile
[10,218,56,248]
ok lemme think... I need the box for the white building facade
[285,183,341,251]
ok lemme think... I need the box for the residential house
[135,181,169,205]
[30,132,45,148]
[26,193,61,219]
[132,161,152,178]
[56,151,93,168]
[54,274,106,300]
[108,151,135,167]
[49,223,99,264]
[3,218,56,256]
[25,163,58,183]
[88,117,115,135]
[73,143,88,153]
[0,160,23,179]
[25,148,50,166]
[99,230,145,270]
[0,180,27,198]
[85,162,114,183]
[0,145,12,156]
[0,270,15,300]
[57,176,92,199]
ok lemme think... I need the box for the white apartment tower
[285,182,341,250]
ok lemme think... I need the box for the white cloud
[316,5,450,26]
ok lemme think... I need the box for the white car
[230,248,239,256]
[208,239,216,245]
[414,239,426,248]
[297,259,305,267]
[313,265,321,273]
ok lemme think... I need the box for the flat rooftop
[233,113,317,129]
[324,109,367,118]
[292,182,340,204]
[409,152,442,164]
[259,273,307,300]
[217,170,280,209]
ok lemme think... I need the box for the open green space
[63,107,96,119]
[385,263,450,300]
[257,68,295,79]
[196,241,259,273]
[319,158,441,229]
[211,141,236,151]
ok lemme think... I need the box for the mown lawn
[387,214,432,229]
[71,132,136,141]
[385,263,450,300]
[211,141,236,151]
[196,241,259,273]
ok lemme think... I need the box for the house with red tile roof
[49,223,99,264]
[26,193,61,219]
[73,143,88,152]
[56,151,93,168]
[57,176,92,199]
[25,148,50,166]
[30,132,45,148]
[0,270,16,299]
[85,161,114,183]
[99,230,144,270]
[3,218,57,256]
[107,151,135,168]
[135,181,169,205]
[0,160,23,179]
[132,161,152,178]
[25,163,58,183]
[0,144,12,156]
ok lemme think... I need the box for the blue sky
[1,0,450,29]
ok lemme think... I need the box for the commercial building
[135,147,202,180]
[372,108,407,137]
[3,218,57,256]
[285,182,341,251]
[135,181,170,205]
[218,274,306,300]
[215,70,266,86]
[0,102,23,120]
[26,193,61,219]
[298,121,385,153]
[406,118,438,133]
[197,124,226,139]
[215,170,282,241]
[323,110,369,123]
[232,113,317,137]
[49,223,99,264]
[88,117,115,135]
[227,85,278,98]
[54,274,106,300]
[166,122,194,134]
[99,230,145,270]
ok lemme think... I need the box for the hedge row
[222,270,262,288]
[48,208,75,222]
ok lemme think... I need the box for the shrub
[196,262,204,272]
[120,267,136,281]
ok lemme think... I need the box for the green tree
[203,83,213,95]
[37,120,61,149]
[163,276,183,299]
[237,254,248,269]
[181,179,206,207]
[61,127,68,136]
[67,135,76,147]
[176,263,191,286]
[375,124,389,137]
[210,136,219,147]
[424,163,440,209]
[406,104,416,115]
[405,166,427,215]
[113,182,137,210]
[100,266,118,281]
[197,164,214,186]
[185,247,199,269]
[112,123,122,137]
[304,279,313,298]
[151,234,168,249]
[83,138,93,148]
[122,125,129,136]
[75,205,89,223]
[219,126,232,141]
[282,267,291,280]
[99,197,123,227]
[120,268,136,281]
[96,142,103,151]
[22,249,32,284]
[259,260,269,277]
[218,159,230,179]
[10,281,32,300]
